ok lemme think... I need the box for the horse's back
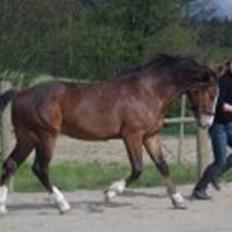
[11,79,159,141]
[11,82,124,140]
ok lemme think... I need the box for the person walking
[192,58,232,200]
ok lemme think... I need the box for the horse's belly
[61,121,120,140]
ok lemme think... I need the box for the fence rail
[164,116,195,124]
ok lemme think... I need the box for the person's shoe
[191,189,212,200]
[211,179,221,191]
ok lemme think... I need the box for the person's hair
[224,57,232,74]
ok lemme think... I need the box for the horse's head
[186,68,219,128]
[147,54,220,128]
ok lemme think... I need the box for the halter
[184,81,218,117]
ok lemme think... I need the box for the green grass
[1,162,231,192]
[161,124,197,136]
[10,162,198,192]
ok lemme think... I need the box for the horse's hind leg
[0,137,35,214]
[144,134,186,209]
[105,133,143,201]
[32,133,70,214]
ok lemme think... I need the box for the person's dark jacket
[214,72,232,124]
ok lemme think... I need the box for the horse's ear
[211,64,224,77]
[201,65,222,84]
[201,67,220,84]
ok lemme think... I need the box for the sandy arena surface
[2,134,230,232]
[1,184,232,232]
[51,135,204,165]
[5,131,212,165]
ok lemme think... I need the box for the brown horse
[0,54,218,214]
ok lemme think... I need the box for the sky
[212,0,232,18]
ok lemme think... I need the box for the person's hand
[223,103,232,114]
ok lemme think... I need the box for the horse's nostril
[200,114,214,128]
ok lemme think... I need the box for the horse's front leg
[105,132,143,201]
[144,134,186,209]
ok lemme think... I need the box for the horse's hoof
[173,202,187,210]
[171,198,187,209]
[58,204,71,215]
[104,190,113,203]
[55,200,71,215]
[59,207,71,215]
[104,189,118,203]
[170,192,187,209]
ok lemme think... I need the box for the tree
[0,0,230,83]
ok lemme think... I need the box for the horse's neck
[166,75,198,99]
[158,79,185,105]
[156,76,197,109]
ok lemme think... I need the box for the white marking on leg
[172,192,184,203]
[170,192,186,209]
[105,180,126,200]
[50,186,71,214]
[0,185,8,214]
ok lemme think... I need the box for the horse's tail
[0,89,17,112]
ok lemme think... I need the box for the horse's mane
[115,54,208,80]
[145,54,196,69]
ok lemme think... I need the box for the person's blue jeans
[209,122,232,170]
[193,122,232,193]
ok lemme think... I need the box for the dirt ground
[1,135,231,232]
[1,183,232,232]
[5,130,211,165]
[51,135,203,165]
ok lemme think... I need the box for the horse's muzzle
[198,114,214,129]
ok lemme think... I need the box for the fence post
[177,95,186,164]
[0,81,13,190]
[196,127,210,178]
